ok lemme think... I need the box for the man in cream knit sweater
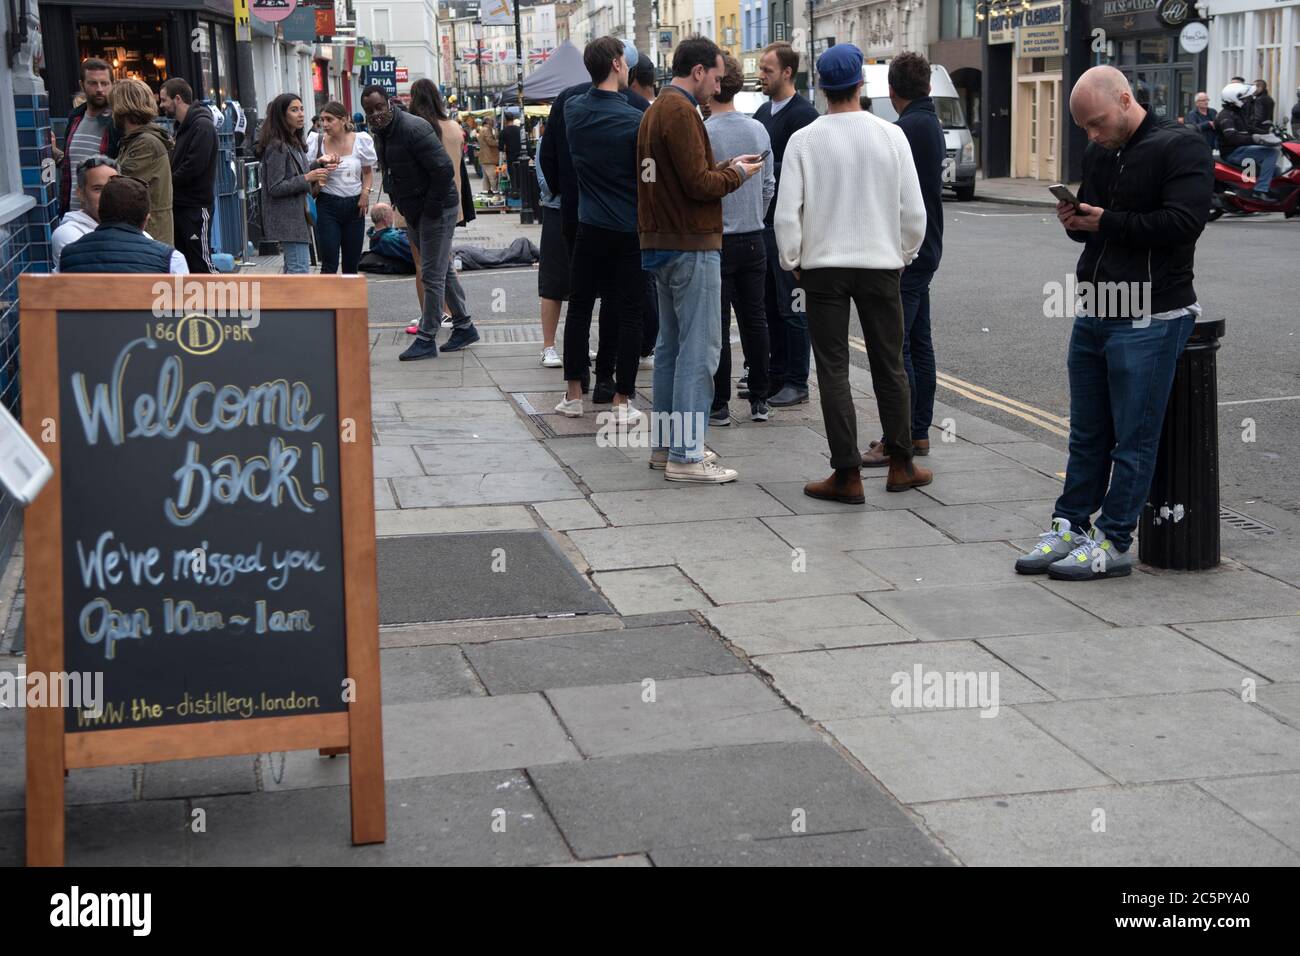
[774,43,933,505]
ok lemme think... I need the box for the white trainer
[649,448,718,470]
[665,458,738,483]
[554,397,583,418]
[540,346,562,368]
[608,403,642,426]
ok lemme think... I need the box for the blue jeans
[1054,313,1195,553]
[649,251,722,463]
[901,266,937,441]
[763,225,808,390]
[281,241,311,274]
[1226,145,1278,193]
[314,191,365,274]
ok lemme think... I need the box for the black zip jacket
[373,108,457,223]
[170,105,218,208]
[1069,110,1211,317]
[1213,104,1256,151]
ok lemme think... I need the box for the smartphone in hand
[1049,183,1080,207]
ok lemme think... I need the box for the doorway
[1015,76,1059,180]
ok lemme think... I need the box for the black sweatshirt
[170,105,218,209]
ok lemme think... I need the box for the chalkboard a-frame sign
[19,275,385,865]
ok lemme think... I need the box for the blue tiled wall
[0,90,58,562]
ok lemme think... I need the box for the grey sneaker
[1047,528,1134,581]
[1014,517,1084,575]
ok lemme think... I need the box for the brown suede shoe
[804,467,866,505]
[886,455,933,492]
[914,438,930,456]
[860,439,889,468]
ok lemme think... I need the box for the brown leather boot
[860,439,889,468]
[913,438,930,456]
[804,467,866,505]
[886,455,933,492]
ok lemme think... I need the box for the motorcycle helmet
[1221,82,1253,108]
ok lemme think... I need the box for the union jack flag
[461,46,482,64]
[528,47,554,64]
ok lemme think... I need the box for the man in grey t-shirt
[705,54,776,425]
[61,59,115,214]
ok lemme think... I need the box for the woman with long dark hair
[402,78,476,345]
[305,100,376,274]
[257,92,336,274]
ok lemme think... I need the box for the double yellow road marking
[847,335,1071,439]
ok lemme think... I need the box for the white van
[860,63,976,201]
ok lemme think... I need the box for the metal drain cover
[1219,508,1277,536]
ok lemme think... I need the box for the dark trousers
[802,267,913,469]
[173,204,215,274]
[763,224,809,391]
[900,266,938,441]
[642,273,659,357]
[314,191,365,274]
[563,223,643,397]
[713,231,770,408]
[1054,313,1195,553]
[564,218,617,380]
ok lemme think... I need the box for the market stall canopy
[494,41,587,105]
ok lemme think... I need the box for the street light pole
[513,0,526,156]
[473,18,485,111]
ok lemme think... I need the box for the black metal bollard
[1139,318,1225,570]
[516,158,538,226]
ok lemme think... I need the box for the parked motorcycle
[1209,136,1300,221]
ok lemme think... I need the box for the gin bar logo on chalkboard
[58,308,348,732]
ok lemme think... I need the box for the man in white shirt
[774,43,931,505]
[52,155,118,271]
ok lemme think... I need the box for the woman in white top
[306,101,377,274]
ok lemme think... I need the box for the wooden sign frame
[18,275,385,865]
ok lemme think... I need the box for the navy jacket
[60,222,175,273]
[565,89,642,232]
[896,97,945,274]
[754,93,819,227]
[540,81,650,233]
[1185,107,1217,151]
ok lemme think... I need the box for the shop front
[1092,0,1208,123]
[38,0,240,120]
[984,0,1069,180]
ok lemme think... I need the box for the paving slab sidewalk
[3,287,1298,868]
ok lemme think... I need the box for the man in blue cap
[774,42,930,504]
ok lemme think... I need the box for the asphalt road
[364,200,1298,518]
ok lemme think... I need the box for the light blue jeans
[281,241,311,274]
[648,250,722,463]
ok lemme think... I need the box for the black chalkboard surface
[56,310,349,732]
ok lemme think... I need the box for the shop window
[1218,13,1244,84]
[1254,10,1283,124]
[1139,38,1170,64]
[77,20,169,91]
